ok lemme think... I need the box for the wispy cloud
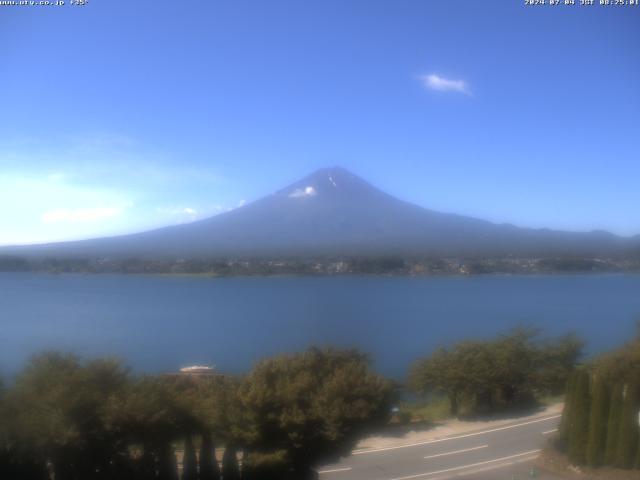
[156,206,199,221]
[420,73,471,96]
[0,132,231,244]
[41,206,124,223]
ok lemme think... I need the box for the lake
[1,273,638,379]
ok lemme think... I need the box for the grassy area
[537,393,565,407]
[396,392,565,425]
[397,395,452,424]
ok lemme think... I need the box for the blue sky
[1,0,639,245]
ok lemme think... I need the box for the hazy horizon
[1,165,639,249]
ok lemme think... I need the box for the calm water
[1,273,638,379]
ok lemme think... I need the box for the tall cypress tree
[182,435,198,480]
[137,444,157,480]
[604,383,624,466]
[586,374,610,467]
[158,442,179,480]
[559,372,577,449]
[568,369,590,465]
[222,446,240,480]
[199,433,220,480]
[616,382,640,469]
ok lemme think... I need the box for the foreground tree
[604,383,624,467]
[616,382,640,468]
[221,446,240,480]
[557,332,640,470]
[409,329,582,417]
[585,374,610,467]
[534,333,584,396]
[240,347,394,479]
[8,352,131,480]
[567,369,590,465]
[408,347,462,416]
[182,435,198,480]
[199,432,220,480]
[558,369,579,450]
[241,450,290,480]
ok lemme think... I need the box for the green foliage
[7,352,131,479]
[409,328,582,417]
[239,347,394,477]
[635,429,640,469]
[557,371,575,447]
[182,435,198,480]
[535,333,584,395]
[241,450,292,480]
[604,383,624,467]
[222,446,240,480]
[598,336,640,469]
[586,374,610,467]
[594,337,640,385]
[558,334,640,470]
[398,395,451,423]
[566,369,590,465]
[157,442,178,480]
[199,432,220,480]
[1,347,395,480]
[616,382,640,468]
[408,347,461,415]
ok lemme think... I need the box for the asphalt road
[318,414,564,480]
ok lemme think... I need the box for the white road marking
[352,415,561,455]
[423,445,488,459]
[542,428,558,435]
[318,467,353,474]
[445,454,539,479]
[387,450,541,480]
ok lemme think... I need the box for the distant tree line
[0,348,394,480]
[409,328,583,417]
[2,254,640,276]
[559,330,640,470]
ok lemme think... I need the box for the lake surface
[1,273,638,379]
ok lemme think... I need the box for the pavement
[317,410,565,480]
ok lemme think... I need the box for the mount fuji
[2,167,637,259]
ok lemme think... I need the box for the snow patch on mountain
[288,186,317,198]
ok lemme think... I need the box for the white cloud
[41,207,123,223]
[289,186,317,198]
[0,133,230,244]
[420,74,471,95]
[156,206,199,220]
[237,199,247,208]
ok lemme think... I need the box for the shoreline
[2,271,640,279]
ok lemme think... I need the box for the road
[318,414,564,480]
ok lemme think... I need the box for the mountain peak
[276,166,387,200]
[2,167,635,259]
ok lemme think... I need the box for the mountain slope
[2,167,638,258]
